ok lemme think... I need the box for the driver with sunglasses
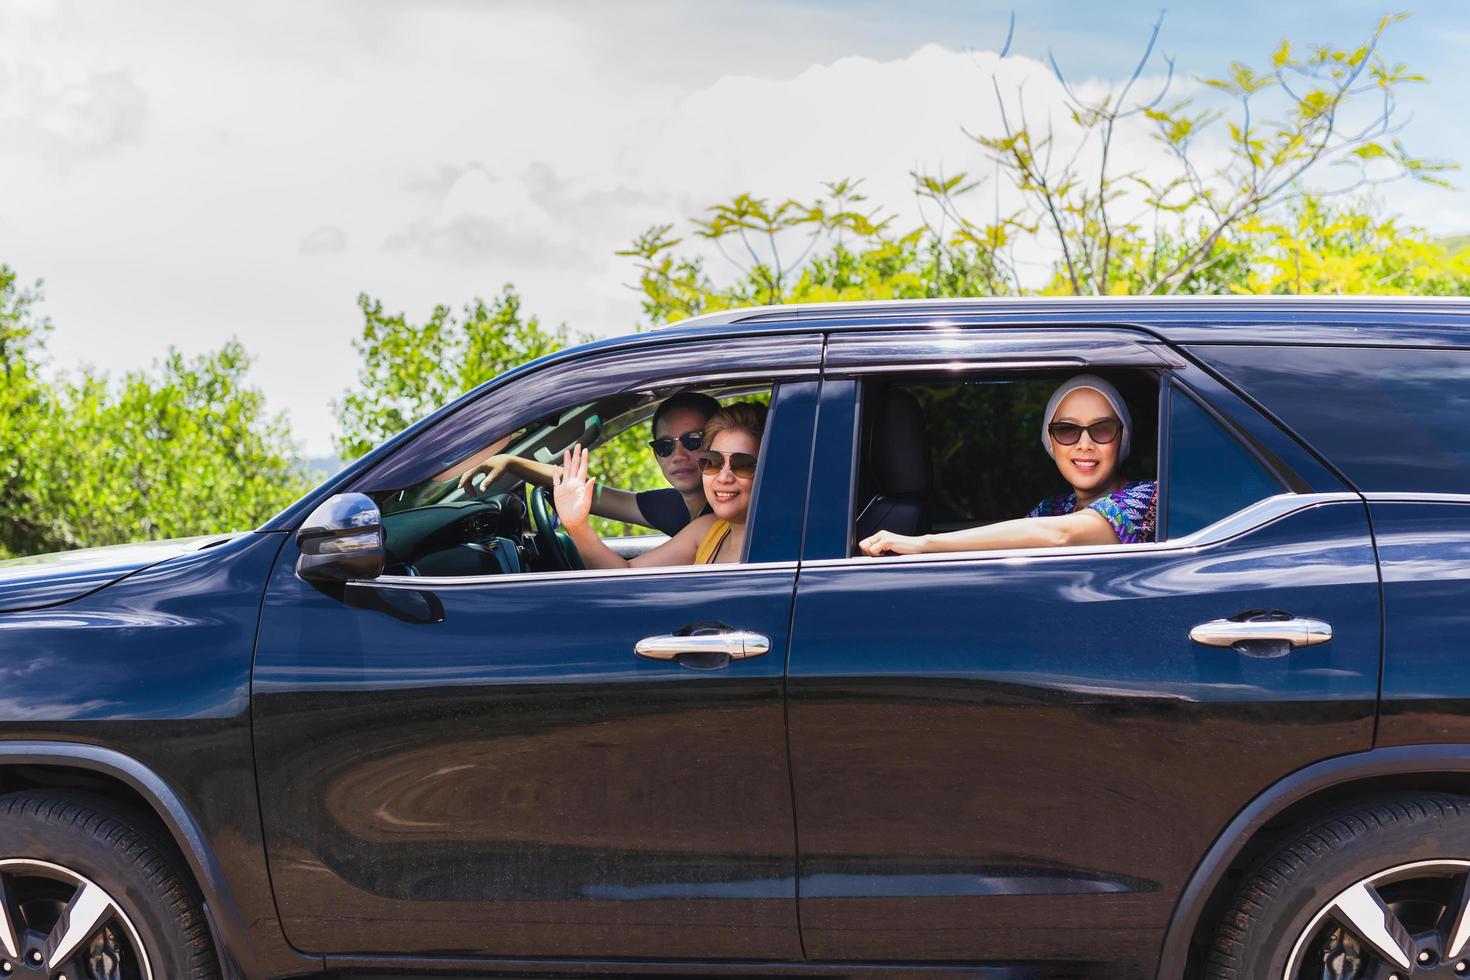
[859,375,1157,557]
[458,391,720,536]
[553,402,767,569]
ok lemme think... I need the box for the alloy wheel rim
[0,859,152,980]
[1285,859,1470,978]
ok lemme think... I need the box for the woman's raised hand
[551,444,596,530]
[858,529,927,557]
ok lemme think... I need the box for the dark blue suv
[1,297,1468,980]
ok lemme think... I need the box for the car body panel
[787,501,1381,974]
[0,530,317,976]
[249,381,819,960]
[786,362,1380,976]
[1369,498,1470,747]
[0,534,243,612]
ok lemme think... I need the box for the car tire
[0,791,219,979]
[1206,794,1470,979]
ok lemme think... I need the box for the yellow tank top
[694,519,733,565]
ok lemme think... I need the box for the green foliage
[621,181,1017,326]
[621,15,1467,318]
[1234,196,1470,296]
[334,286,575,462]
[0,268,53,558]
[0,273,312,558]
[333,285,664,538]
[27,344,314,551]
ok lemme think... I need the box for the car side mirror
[296,493,386,582]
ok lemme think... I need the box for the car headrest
[870,387,929,496]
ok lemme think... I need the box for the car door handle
[635,630,772,661]
[1189,617,1333,648]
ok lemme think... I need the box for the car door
[786,329,1382,975]
[251,336,819,962]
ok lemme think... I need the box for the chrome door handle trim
[1189,618,1333,648]
[635,630,772,661]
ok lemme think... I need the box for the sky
[5,0,1470,455]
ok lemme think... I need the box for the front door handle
[635,630,772,661]
[1189,617,1333,649]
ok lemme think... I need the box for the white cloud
[0,61,147,166]
[300,226,347,256]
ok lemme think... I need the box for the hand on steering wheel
[529,485,584,571]
[458,453,512,495]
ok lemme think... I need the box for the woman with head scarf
[857,374,1157,557]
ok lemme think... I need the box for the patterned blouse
[1026,480,1158,545]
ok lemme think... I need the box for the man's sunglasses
[694,450,758,479]
[1048,419,1122,445]
[648,430,705,458]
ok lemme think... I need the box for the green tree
[0,267,53,558]
[11,343,314,555]
[334,287,576,462]
[621,14,1464,320]
[0,268,312,557]
[335,285,663,536]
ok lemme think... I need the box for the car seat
[854,387,932,545]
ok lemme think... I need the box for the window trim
[822,326,1183,376]
[372,559,801,590]
[351,333,823,493]
[1159,380,1291,542]
[358,374,817,584]
[841,366,1165,555]
[829,354,1323,563]
[802,492,1359,572]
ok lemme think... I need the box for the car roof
[646,295,1470,348]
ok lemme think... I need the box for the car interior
[851,369,1161,555]
[370,382,773,577]
[365,368,1163,577]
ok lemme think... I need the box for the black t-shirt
[635,488,708,537]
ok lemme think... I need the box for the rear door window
[1189,345,1470,493]
[1164,385,1286,538]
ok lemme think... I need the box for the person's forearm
[919,516,1073,553]
[562,522,632,570]
[503,457,558,486]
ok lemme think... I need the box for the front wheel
[1207,795,1470,979]
[0,792,219,979]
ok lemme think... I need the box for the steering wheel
[529,486,584,572]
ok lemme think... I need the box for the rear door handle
[635,630,772,661]
[1189,617,1333,649]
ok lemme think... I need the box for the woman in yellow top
[554,402,766,569]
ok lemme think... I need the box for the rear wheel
[1207,795,1470,979]
[0,792,218,979]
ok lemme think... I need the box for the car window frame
[351,333,823,493]
[355,345,821,585]
[1157,379,1290,541]
[807,327,1336,568]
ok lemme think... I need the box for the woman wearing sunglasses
[458,391,720,536]
[554,402,767,569]
[858,375,1156,557]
